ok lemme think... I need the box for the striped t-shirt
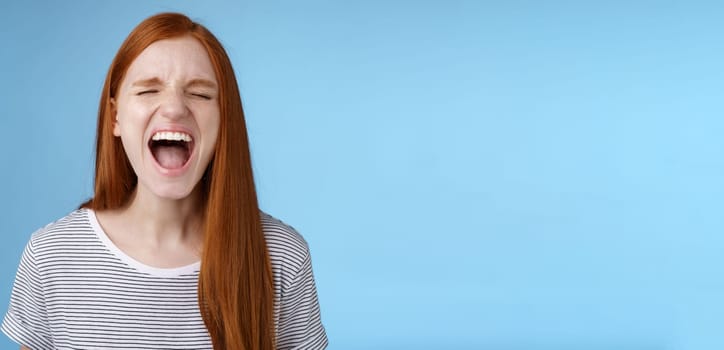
[2,209,328,349]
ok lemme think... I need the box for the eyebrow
[131,77,163,87]
[130,77,217,89]
[186,79,218,89]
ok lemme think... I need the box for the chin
[150,182,199,201]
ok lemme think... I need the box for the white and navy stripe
[2,209,327,349]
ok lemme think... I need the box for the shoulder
[260,212,311,273]
[24,209,97,266]
[28,209,92,248]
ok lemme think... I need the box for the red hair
[81,13,274,350]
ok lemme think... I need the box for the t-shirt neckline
[85,208,201,278]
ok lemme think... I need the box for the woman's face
[112,36,220,201]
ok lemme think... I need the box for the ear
[110,98,120,137]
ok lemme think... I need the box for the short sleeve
[2,239,53,349]
[276,250,328,350]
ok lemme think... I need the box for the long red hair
[81,13,275,350]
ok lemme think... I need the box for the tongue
[154,145,188,169]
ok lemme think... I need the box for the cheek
[116,103,151,135]
[204,109,221,146]
[115,106,153,157]
[118,101,150,121]
[211,117,221,144]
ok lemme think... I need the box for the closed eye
[191,93,212,100]
[137,90,158,96]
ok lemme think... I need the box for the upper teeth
[152,131,192,142]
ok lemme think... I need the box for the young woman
[2,13,327,350]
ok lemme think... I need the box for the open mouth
[148,131,194,170]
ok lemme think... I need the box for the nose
[157,90,189,120]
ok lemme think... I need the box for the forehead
[123,36,217,83]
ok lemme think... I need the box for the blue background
[1,1,723,349]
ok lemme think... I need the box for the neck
[121,184,204,247]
